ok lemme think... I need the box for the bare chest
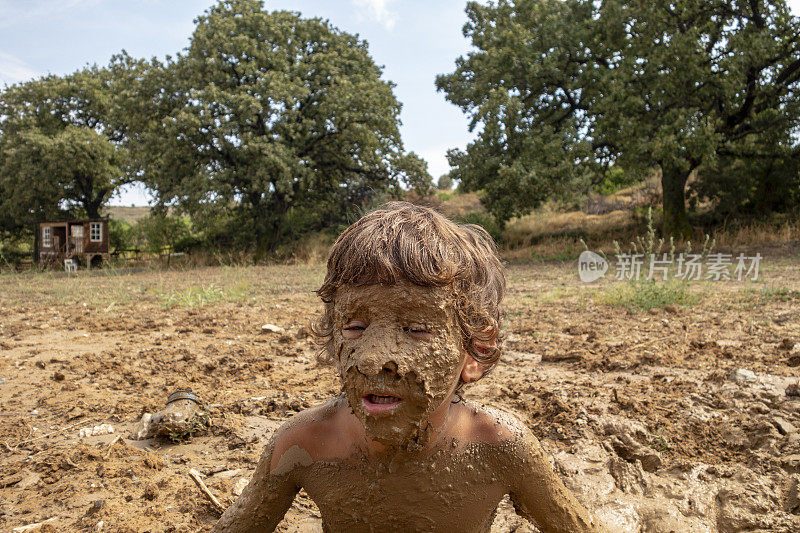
[298,456,508,533]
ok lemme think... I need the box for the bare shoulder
[268,394,356,474]
[455,400,544,459]
[455,400,527,442]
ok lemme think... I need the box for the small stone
[93,521,104,531]
[728,368,756,383]
[779,338,796,351]
[260,324,284,334]
[773,417,797,435]
[52,371,65,382]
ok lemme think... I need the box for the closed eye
[403,324,434,340]
[343,320,367,339]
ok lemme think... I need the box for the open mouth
[362,393,402,414]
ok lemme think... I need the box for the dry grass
[710,219,800,248]
[0,264,324,309]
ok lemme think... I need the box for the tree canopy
[140,0,430,255]
[437,0,800,236]
[0,55,144,231]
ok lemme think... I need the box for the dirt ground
[1,253,799,532]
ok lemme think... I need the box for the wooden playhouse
[36,219,109,268]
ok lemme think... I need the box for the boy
[214,202,604,532]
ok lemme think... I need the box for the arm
[212,432,300,533]
[506,426,607,533]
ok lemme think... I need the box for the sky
[1,0,799,206]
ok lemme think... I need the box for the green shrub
[595,166,642,196]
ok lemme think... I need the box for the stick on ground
[189,468,225,513]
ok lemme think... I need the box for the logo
[578,251,608,282]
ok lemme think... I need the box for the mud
[1,260,799,531]
[334,281,465,449]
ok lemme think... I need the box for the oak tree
[437,0,800,237]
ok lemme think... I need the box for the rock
[261,324,284,334]
[728,368,756,383]
[52,372,65,382]
[773,417,798,436]
[233,477,249,496]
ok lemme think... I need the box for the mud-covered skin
[214,396,603,532]
[333,282,465,448]
[214,281,604,532]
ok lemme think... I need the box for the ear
[460,355,483,383]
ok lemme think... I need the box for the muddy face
[333,281,465,448]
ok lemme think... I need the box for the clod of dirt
[607,433,663,472]
[143,483,159,501]
[779,338,796,352]
[787,384,800,397]
[86,500,104,516]
[772,417,798,436]
[52,372,65,382]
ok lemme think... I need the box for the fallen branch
[189,468,225,513]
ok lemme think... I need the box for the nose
[349,325,402,377]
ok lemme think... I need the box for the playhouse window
[42,227,52,247]
[90,222,102,242]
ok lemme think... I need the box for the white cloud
[353,0,398,30]
[0,52,40,86]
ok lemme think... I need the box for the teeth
[368,394,400,404]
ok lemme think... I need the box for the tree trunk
[84,197,103,219]
[660,165,694,239]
